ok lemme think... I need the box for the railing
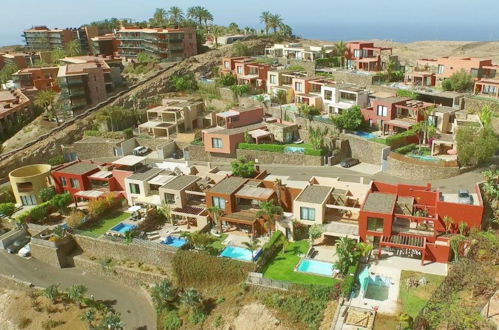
[0,62,177,163]
[246,272,291,290]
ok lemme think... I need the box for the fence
[0,63,176,162]
[246,272,292,290]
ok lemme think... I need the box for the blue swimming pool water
[220,246,261,262]
[111,223,136,233]
[407,154,440,162]
[297,259,334,277]
[358,267,391,301]
[352,131,376,139]
[161,236,187,248]
[284,146,305,153]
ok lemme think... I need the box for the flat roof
[162,175,199,191]
[295,185,332,204]
[362,192,396,214]
[235,184,274,200]
[128,167,163,181]
[208,177,247,195]
[148,174,175,186]
[58,162,99,175]
[88,170,113,179]
[112,155,146,166]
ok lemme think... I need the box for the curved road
[0,251,155,329]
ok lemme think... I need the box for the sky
[1,0,499,46]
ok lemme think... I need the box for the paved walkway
[0,251,156,329]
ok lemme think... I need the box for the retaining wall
[341,133,387,165]
[387,153,461,180]
[463,96,499,113]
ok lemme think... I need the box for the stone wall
[387,153,461,180]
[330,71,378,87]
[463,96,499,113]
[341,133,387,165]
[30,236,76,268]
[72,234,176,270]
[73,255,169,287]
[186,144,236,163]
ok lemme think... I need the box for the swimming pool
[161,236,186,248]
[110,223,136,233]
[352,131,376,139]
[296,259,334,277]
[220,246,261,262]
[359,267,391,301]
[284,146,305,153]
[407,154,440,162]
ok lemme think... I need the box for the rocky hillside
[0,38,269,181]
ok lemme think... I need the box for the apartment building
[416,56,497,82]
[0,52,51,70]
[264,43,334,61]
[220,57,271,90]
[202,106,266,156]
[116,27,197,60]
[91,34,120,56]
[322,83,370,114]
[358,181,484,264]
[23,26,98,52]
[474,79,499,99]
[11,67,60,91]
[345,42,395,72]
[291,76,331,109]
[0,89,32,138]
[138,97,208,138]
[267,69,308,103]
[361,97,435,134]
[57,56,123,113]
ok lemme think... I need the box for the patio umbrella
[127,205,141,213]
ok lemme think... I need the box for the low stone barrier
[387,153,461,180]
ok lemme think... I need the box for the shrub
[0,188,15,204]
[188,310,206,324]
[287,64,306,72]
[341,263,360,298]
[256,231,286,271]
[233,41,250,56]
[238,143,285,153]
[456,127,498,166]
[396,89,420,100]
[48,155,65,166]
[18,317,32,329]
[50,193,72,214]
[216,73,237,87]
[66,210,86,229]
[331,106,364,131]
[231,157,255,178]
[441,69,474,92]
[18,202,51,224]
[40,187,56,202]
[173,250,255,287]
[170,73,198,92]
[163,311,182,330]
[123,128,134,139]
[395,143,417,155]
[0,202,15,218]
[88,198,110,219]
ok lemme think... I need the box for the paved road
[218,163,488,192]
[0,251,155,330]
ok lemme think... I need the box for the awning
[384,119,414,129]
[139,121,166,129]
[134,194,161,206]
[88,170,112,180]
[249,129,272,139]
[217,110,239,118]
[112,155,146,166]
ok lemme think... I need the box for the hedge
[371,130,415,147]
[15,193,72,224]
[341,262,361,298]
[238,143,325,156]
[395,143,417,155]
[256,231,286,272]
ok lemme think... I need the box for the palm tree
[151,280,177,311]
[187,6,204,26]
[256,201,283,235]
[68,284,88,308]
[255,94,268,117]
[334,237,358,275]
[200,9,214,27]
[168,6,184,26]
[151,8,168,27]
[80,308,97,328]
[260,11,272,35]
[309,224,324,247]
[43,284,60,303]
[65,40,82,57]
[207,206,224,234]
[268,14,283,34]
[228,22,240,34]
[298,103,320,127]
[158,202,173,224]
[334,41,348,68]
[272,89,287,122]
[210,26,224,48]
[34,90,60,125]
[242,237,261,262]
[273,178,283,207]
[442,215,454,233]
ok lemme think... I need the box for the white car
[18,243,31,257]
[133,146,150,156]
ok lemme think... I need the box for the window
[212,197,226,209]
[376,105,388,117]
[224,61,229,69]
[437,65,444,74]
[269,74,276,84]
[17,182,33,192]
[70,178,80,189]
[129,183,140,194]
[324,89,333,101]
[483,85,497,94]
[428,115,438,126]
[21,195,37,206]
[236,66,243,74]
[300,207,315,221]
[164,193,175,203]
[212,138,223,149]
[367,217,384,232]
[294,82,303,92]
[354,49,361,58]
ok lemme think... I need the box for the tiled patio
[222,232,269,247]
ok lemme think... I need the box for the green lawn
[398,270,445,318]
[81,211,131,237]
[263,240,337,286]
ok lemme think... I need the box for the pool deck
[222,233,269,248]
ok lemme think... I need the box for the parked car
[340,158,360,168]
[18,243,31,257]
[458,189,473,204]
[7,236,30,254]
[133,146,150,156]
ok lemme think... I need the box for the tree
[441,69,473,92]
[181,231,215,251]
[0,203,16,219]
[456,126,498,166]
[217,73,237,87]
[242,237,261,262]
[356,242,373,257]
[0,63,19,83]
[260,11,272,35]
[272,89,287,122]
[187,6,204,26]
[168,6,184,26]
[228,23,240,34]
[267,14,283,34]
[233,42,250,56]
[334,237,359,276]
[151,280,177,311]
[229,84,250,102]
[298,103,320,126]
[210,26,224,48]
[334,41,348,68]
[308,126,329,150]
[170,73,198,92]
[151,8,168,27]
[68,284,88,308]
[43,284,60,302]
[309,224,324,247]
[65,40,82,57]
[273,178,284,207]
[409,107,437,152]
[200,8,214,27]
[34,90,60,125]
[50,193,72,214]
[207,206,224,234]
[231,157,255,178]
[100,311,124,330]
[443,216,454,233]
[40,186,56,202]
[479,105,493,127]
[256,201,283,235]
[255,95,269,117]
[331,105,364,131]
[158,202,173,224]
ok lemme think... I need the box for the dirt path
[230,303,285,330]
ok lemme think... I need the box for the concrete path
[0,251,155,329]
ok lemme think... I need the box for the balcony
[59,79,84,87]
